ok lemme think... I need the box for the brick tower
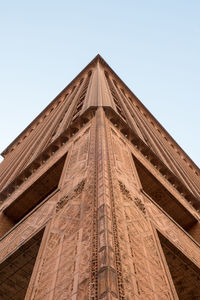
[0,55,200,299]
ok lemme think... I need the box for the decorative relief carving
[119,180,146,214]
[105,124,126,299]
[0,199,54,260]
[63,131,90,191]
[107,109,200,213]
[33,176,86,299]
[111,131,138,192]
[118,180,132,200]
[134,197,146,215]
[56,179,85,212]
[123,203,171,297]
[74,179,85,193]
[146,201,200,269]
[88,122,98,299]
[56,195,69,212]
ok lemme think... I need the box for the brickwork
[0,55,200,299]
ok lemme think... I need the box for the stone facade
[0,55,200,299]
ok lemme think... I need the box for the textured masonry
[0,55,200,299]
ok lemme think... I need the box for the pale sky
[0,1,199,167]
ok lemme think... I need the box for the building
[0,55,200,299]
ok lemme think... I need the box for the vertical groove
[105,75,127,122]
[89,116,98,300]
[103,110,125,299]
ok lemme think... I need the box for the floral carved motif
[118,180,146,214]
[56,195,69,212]
[118,181,132,200]
[134,197,146,214]
[56,179,86,212]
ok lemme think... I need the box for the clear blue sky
[0,1,199,167]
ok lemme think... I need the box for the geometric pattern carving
[0,55,199,299]
[118,180,146,214]
[56,179,85,212]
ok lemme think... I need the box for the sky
[0,1,199,167]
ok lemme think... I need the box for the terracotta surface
[0,55,200,299]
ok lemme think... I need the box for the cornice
[104,106,200,211]
[1,55,101,158]
[0,105,199,221]
[99,57,200,177]
[0,107,96,203]
[1,54,199,180]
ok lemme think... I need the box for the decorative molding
[118,180,146,214]
[56,179,86,212]
[105,107,200,211]
[0,108,95,203]
[104,116,126,299]
[134,197,146,214]
[103,67,199,178]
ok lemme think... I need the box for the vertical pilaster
[95,107,120,299]
[105,121,177,299]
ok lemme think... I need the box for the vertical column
[105,122,177,299]
[83,62,115,111]
[94,107,123,299]
[28,122,95,300]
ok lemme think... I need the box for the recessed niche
[133,155,200,244]
[158,232,200,299]
[0,228,45,300]
[0,154,67,239]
